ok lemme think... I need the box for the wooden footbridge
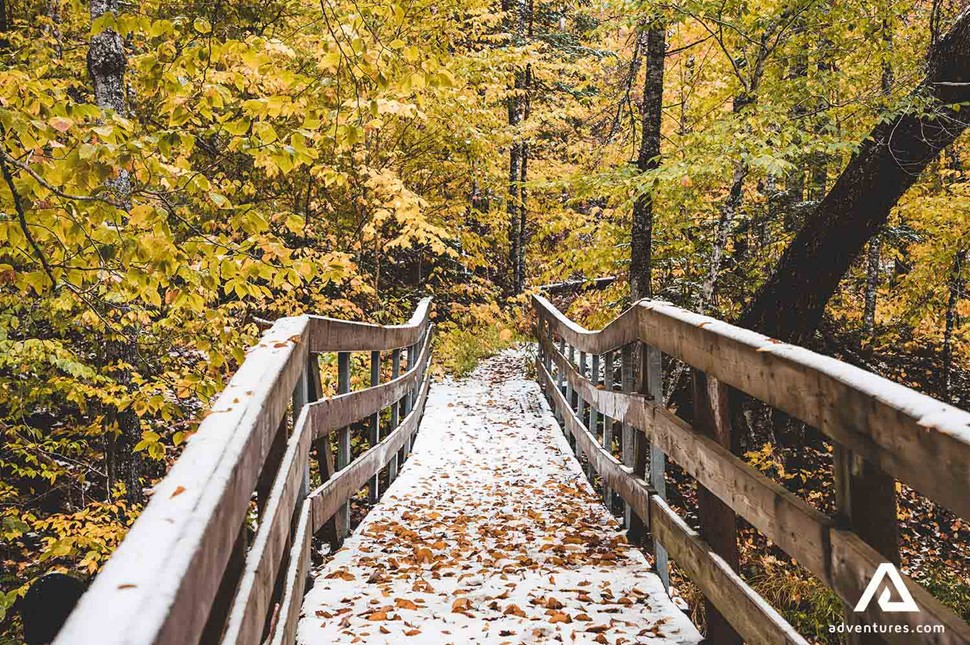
[52,297,970,644]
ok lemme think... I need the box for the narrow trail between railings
[297,349,700,644]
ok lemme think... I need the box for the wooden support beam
[389,349,401,483]
[834,446,900,644]
[587,353,600,483]
[369,350,381,503]
[692,370,741,645]
[620,343,634,528]
[336,351,351,539]
[602,350,614,508]
[645,344,668,590]
[628,344,650,544]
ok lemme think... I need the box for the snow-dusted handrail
[533,295,970,643]
[56,300,434,645]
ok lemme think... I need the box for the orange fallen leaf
[504,604,526,617]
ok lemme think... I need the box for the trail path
[298,350,701,644]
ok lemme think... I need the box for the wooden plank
[829,529,970,644]
[649,496,809,645]
[534,294,639,355]
[55,317,310,645]
[308,298,431,352]
[268,500,312,645]
[310,372,432,534]
[221,409,313,645]
[636,300,970,520]
[692,370,742,645]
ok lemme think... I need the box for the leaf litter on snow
[298,349,701,644]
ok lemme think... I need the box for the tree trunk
[0,0,8,48]
[943,249,966,402]
[507,73,521,294]
[516,60,531,294]
[89,0,142,505]
[740,8,970,344]
[862,235,881,342]
[629,22,665,301]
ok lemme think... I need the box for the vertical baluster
[834,445,900,643]
[628,343,650,544]
[369,350,381,503]
[620,344,634,528]
[692,370,741,644]
[308,354,339,549]
[587,353,599,483]
[336,351,351,539]
[602,350,614,508]
[555,337,566,424]
[291,364,310,498]
[542,319,552,399]
[645,345,668,589]
[389,348,401,483]
[566,345,577,452]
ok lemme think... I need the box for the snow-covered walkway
[297,350,701,644]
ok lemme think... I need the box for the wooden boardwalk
[297,351,700,644]
[55,297,970,645]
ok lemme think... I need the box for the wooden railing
[533,295,970,645]
[55,300,434,645]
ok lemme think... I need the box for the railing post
[602,350,614,509]
[578,351,588,420]
[692,370,741,645]
[291,364,311,499]
[587,353,599,483]
[628,343,650,544]
[834,447,900,644]
[566,345,577,453]
[541,319,552,395]
[369,350,381,503]
[389,348,401,483]
[308,354,339,550]
[336,351,351,539]
[620,343,634,528]
[646,344,669,590]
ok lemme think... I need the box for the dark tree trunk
[507,70,521,293]
[629,22,665,301]
[0,0,8,48]
[943,249,966,402]
[862,235,881,342]
[740,8,970,344]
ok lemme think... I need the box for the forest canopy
[1,0,968,641]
